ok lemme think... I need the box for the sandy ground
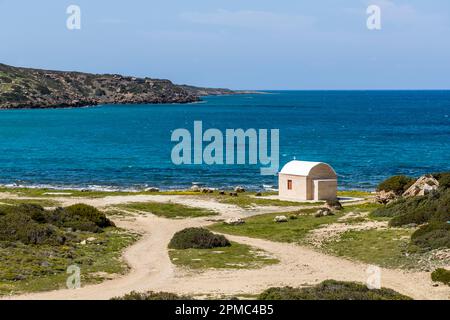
[1,194,449,300]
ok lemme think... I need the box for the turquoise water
[0,91,449,191]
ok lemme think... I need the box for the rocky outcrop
[375,190,398,204]
[402,175,439,198]
[0,63,238,109]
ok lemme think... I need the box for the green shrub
[258,280,411,300]
[168,228,230,249]
[377,175,415,195]
[411,222,450,250]
[431,268,450,286]
[372,189,450,227]
[0,203,115,244]
[111,291,193,300]
[434,172,450,190]
[0,211,65,245]
[64,204,114,228]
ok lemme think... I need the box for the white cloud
[179,9,316,31]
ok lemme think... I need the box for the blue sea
[0,91,449,191]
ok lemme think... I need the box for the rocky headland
[0,63,242,109]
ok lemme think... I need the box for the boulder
[274,215,288,223]
[190,185,201,192]
[255,192,262,197]
[375,190,398,204]
[402,175,439,198]
[224,218,245,225]
[145,187,159,192]
[315,208,333,218]
[234,186,246,193]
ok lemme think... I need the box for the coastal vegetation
[168,228,278,269]
[209,203,380,244]
[0,203,137,295]
[431,268,450,286]
[323,228,415,268]
[168,228,230,250]
[377,175,415,195]
[115,202,217,219]
[0,198,60,207]
[258,280,412,300]
[372,185,450,251]
[214,194,318,208]
[169,241,278,270]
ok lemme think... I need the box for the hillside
[0,64,236,109]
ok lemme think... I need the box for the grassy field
[337,190,373,198]
[214,194,321,208]
[323,228,415,268]
[169,241,279,270]
[209,203,381,244]
[0,228,138,295]
[115,201,217,219]
[0,198,61,207]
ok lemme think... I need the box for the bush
[431,268,450,286]
[411,222,450,250]
[168,228,231,249]
[0,203,115,244]
[258,280,411,300]
[434,172,450,190]
[372,189,450,227]
[111,291,193,300]
[377,175,415,195]
[64,204,114,228]
[0,211,65,245]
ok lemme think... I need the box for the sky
[1,0,450,90]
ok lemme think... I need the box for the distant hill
[0,63,239,109]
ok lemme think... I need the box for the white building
[278,160,337,201]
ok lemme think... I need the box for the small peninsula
[0,63,239,109]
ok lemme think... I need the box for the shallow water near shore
[0,90,449,191]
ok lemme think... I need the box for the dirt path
[3,195,449,300]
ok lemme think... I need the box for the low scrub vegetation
[216,194,316,208]
[116,202,216,219]
[169,241,278,270]
[433,172,450,190]
[209,203,380,244]
[377,175,415,195]
[258,280,412,300]
[411,222,450,250]
[112,291,193,300]
[323,228,415,268]
[372,189,449,227]
[372,188,450,251]
[0,203,115,245]
[168,228,230,249]
[431,268,450,286]
[0,203,135,295]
